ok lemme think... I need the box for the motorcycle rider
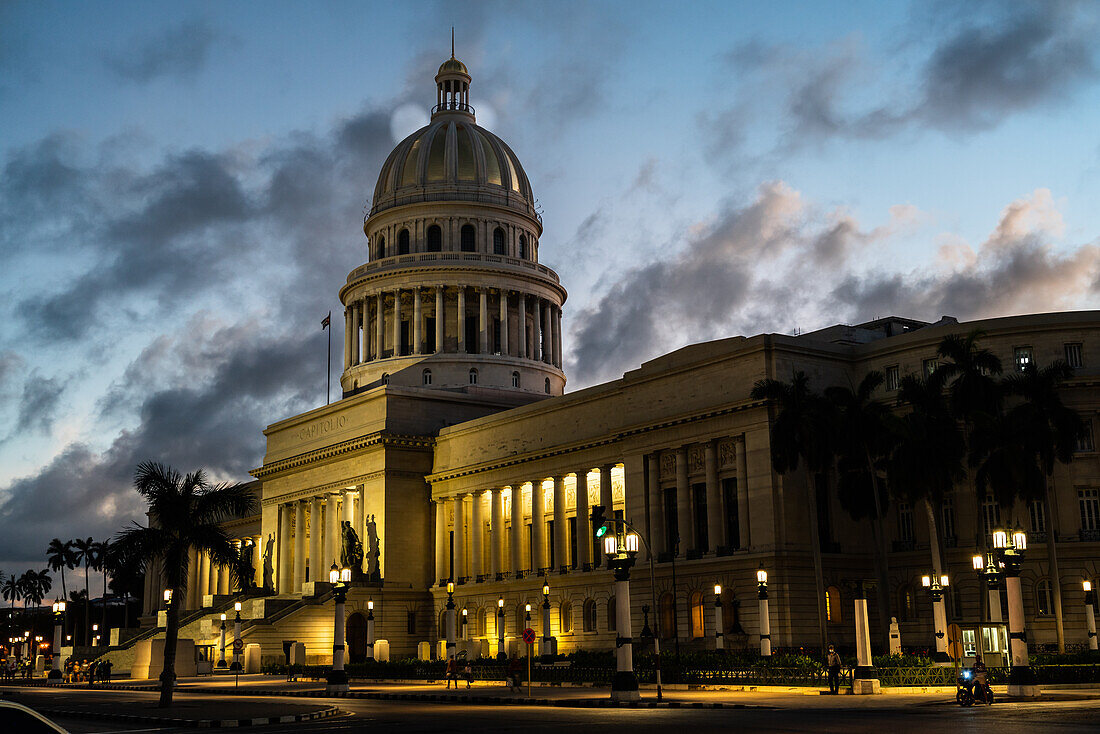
[972,656,991,703]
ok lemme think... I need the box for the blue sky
[2,0,1099,581]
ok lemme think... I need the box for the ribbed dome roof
[370,118,535,217]
[438,57,468,75]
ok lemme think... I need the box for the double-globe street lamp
[49,599,66,679]
[496,597,506,660]
[326,562,352,694]
[540,583,552,661]
[603,526,640,701]
[713,585,724,652]
[972,553,1004,622]
[445,581,457,661]
[218,614,228,668]
[757,568,771,657]
[366,600,376,662]
[920,572,951,661]
[992,526,1038,697]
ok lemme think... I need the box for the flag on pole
[321,312,331,330]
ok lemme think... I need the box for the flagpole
[327,313,332,405]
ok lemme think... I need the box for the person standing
[826,644,842,694]
[445,655,458,689]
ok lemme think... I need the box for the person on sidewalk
[445,654,458,689]
[826,644,842,694]
[506,654,522,693]
[463,660,473,689]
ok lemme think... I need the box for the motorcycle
[956,669,994,706]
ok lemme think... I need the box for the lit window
[422,369,432,386]
[825,586,841,623]
[1036,580,1053,616]
[885,365,899,391]
[1014,346,1033,372]
[511,371,520,388]
[1065,342,1083,369]
[468,369,478,385]
[1076,420,1094,452]
[922,358,938,378]
[493,227,506,255]
[690,591,706,639]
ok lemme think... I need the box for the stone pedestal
[130,638,197,680]
[417,641,432,661]
[375,639,391,662]
[852,678,880,695]
[244,644,262,673]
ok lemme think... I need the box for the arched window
[607,596,616,631]
[375,236,385,260]
[825,586,842,623]
[690,591,706,639]
[469,368,478,385]
[493,227,506,255]
[398,228,410,254]
[422,369,432,386]
[381,373,390,385]
[560,601,573,634]
[582,599,597,632]
[519,234,527,259]
[544,377,551,394]
[515,604,527,634]
[427,224,442,252]
[899,586,916,621]
[1036,580,1053,616]
[439,609,448,638]
[511,371,520,388]
[659,592,676,639]
[460,224,476,252]
[477,608,487,636]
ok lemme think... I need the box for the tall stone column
[435,500,448,584]
[435,286,444,352]
[575,469,591,568]
[531,480,546,572]
[309,498,322,582]
[453,494,466,582]
[532,298,542,362]
[344,489,355,525]
[471,491,484,580]
[676,447,692,555]
[457,286,466,353]
[278,503,293,593]
[647,454,664,556]
[510,484,523,574]
[540,300,550,363]
[293,501,307,591]
[479,288,489,353]
[353,304,362,365]
[375,293,384,360]
[413,288,423,354]
[737,442,751,549]
[552,306,562,368]
[552,475,567,570]
[218,557,230,595]
[518,295,527,359]
[206,551,217,596]
[251,535,262,588]
[705,441,722,552]
[324,493,339,572]
[361,296,370,361]
[490,488,503,578]
[353,489,365,573]
[343,308,352,370]
[499,290,509,356]
[392,289,402,357]
[185,547,198,609]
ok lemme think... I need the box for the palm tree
[72,537,95,646]
[751,370,832,651]
[2,574,20,615]
[107,542,144,631]
[46,539,76,601]
[113,461,256,707]
[91,540,112,638]
[18,569,52,609]
[826,371,896,648]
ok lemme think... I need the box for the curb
[34,704,341,728]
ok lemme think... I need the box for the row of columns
[434,465,618,584]
[181,537,262,610]
[274,488,365,594]
[343,286,562,369]
[645,442,751,557]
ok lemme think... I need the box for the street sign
[522,627,536,645]
[232,639,244,653]
[946,623,963,660]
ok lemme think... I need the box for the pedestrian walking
[826,644,842,694]
[445,654,458,689]
[506,654,522,693]
[463,661,473,689]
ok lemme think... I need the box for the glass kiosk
[960,623,1008,668]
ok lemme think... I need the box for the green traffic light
[596,525,607,538]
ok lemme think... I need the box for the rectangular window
[1080,489,1100,531]
[941,496,956,541]
[448,530,454,580]
[1029,499,1047,534]
[568,516,577,569]
[407,611,417,635]
[465,316,478,354]
[922,358,938,378]
[982,497,1001,538]
[1065,342,1083,369]
[663,487,678,553]
[722,477,740,549]
[547,520,555,568]
[1014,346,1033,372]
[692,482,708,552]
[492,319,502,354]
[885,365,900,391]
[400,321,411,356]
[526,523,533,570]
[426,317,437,352]
[1036,581,1053,616]
[1076,419,1094,452]
[898,502,914,542]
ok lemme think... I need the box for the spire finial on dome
[451,26,455,59]
[433,36,473,119]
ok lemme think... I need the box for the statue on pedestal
[262,534,275,592]
[366,514,381,582]
[340,520,363,574]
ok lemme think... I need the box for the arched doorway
[347,612,367,663]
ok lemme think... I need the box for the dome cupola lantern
[434,31,473,119]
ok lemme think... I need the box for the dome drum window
[493,227,506,255]
[427,224,442,252]
[398,229,410,255]
[461,224,476,252]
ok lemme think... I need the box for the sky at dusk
[2,0,1100,588]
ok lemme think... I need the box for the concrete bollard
[417,641,432,661]
[244,644,262,673]
[375,640,390,662]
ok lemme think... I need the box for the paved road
[11,687,1100,733]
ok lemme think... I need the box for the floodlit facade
[129,57,1100,670]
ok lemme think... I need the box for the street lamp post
[325,562,351,694]
[757,568,771,657]
[973,553,1003,622]
[713,585,724,652]
[921,572,951,662]
[540,583,552,661]
[993,526,1038,697]
[1085,581,1097,651]
[232,602,242,671]
[366,600,375,661]
[92,623,99,648]
[217,614,227,668]
[49,600,66,679]
[604,529,640,701]
[461,607,469,642]
[445,581,456,661]
[496,597,506,660]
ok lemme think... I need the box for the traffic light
[591,505,608,538]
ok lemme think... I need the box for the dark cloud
[16,375,63,434]
[102,19,223,83]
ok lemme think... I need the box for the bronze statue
[340,520,363,572]
[262,533,275,592]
